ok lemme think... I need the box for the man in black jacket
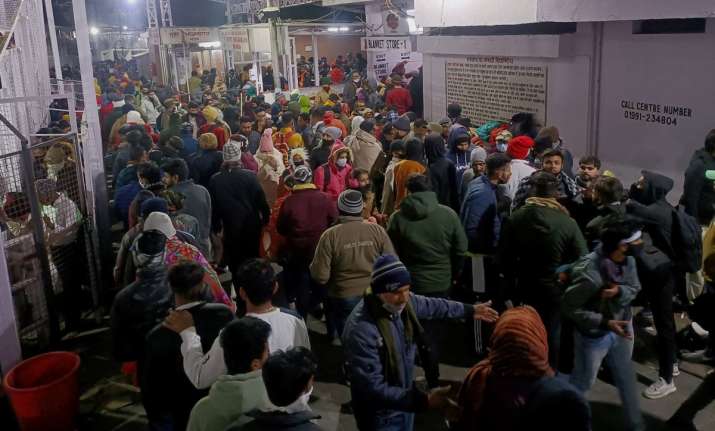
[680,129,715,226]
[208,143,270,277]
[110,230,171,363]
[627,171,679,399]
[142,261,234,430]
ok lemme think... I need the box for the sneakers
[643,377,676,399]
[681,349,715,364]
[672,363,680,377]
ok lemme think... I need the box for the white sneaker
[673,363,680,377]
[643,377,676,399]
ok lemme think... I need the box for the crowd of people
[13,56,711,431]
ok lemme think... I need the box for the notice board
[445,56,547,125]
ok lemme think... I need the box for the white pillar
[44,0,63,81]
[0,235,21,375]
[312,32,319,87]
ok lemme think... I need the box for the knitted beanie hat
[223,140,242,162]
[323,126,341,140]
[371,254,412,294]
[337,189,363,215]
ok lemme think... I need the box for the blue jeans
[570,323,644,431]
[327,296,362,340]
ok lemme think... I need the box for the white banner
[361,36,411,52]
[159,27,220,45]
[219,27,250,53]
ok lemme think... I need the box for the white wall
[419,20,715,198]
[416,0,715,27]
[415,0,538,28]
[597,21,715,195]
[538,0,715,23]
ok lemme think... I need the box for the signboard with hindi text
[219,27,250,53]
[159,27,219,45]
[445,56,547,125]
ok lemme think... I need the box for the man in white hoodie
[504,135,536,200]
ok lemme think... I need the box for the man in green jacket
[498,171,587,369]
[186,317,273,431]
[387,173,468,387]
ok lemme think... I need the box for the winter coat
[343,294,471,430]
[199,123,228,150]
[385,86,413,115]
[310,216,394,299]
[209,168,270,267]
[425,133,459,212]
[228,410,321,431]
[626,171,676,259]
[113,182,142,228]
[680,148,715,225]
[277,186,339,262]
[460,175,503,254]
[170,180,212,254]
[142,302,234,429]
[309,141,333,171]
[343,80,360,107]
[388,191,467,295]
[563,248,641,337]
[190,150,224,189]
[110,266,171,362]
[115,164,139,191]
[498,201,587,307]
[180,134,199,159]
[188,371,272,431]
[346,129,382,172]
[314,146,353,201]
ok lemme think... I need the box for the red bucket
[3,351,81,431]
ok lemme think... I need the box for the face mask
[354,79,361,84]
[496,142,508,153]
[383,302,406,315]
[336,158,348,168]
[626,243,644,257]
[294,160,304,167]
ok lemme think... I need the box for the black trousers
[51,240,83,331]
[644,269,677,383]
[419,291,449,388]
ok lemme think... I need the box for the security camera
[257,6,280,20]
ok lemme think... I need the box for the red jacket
[199,124,227,150]
[276,185,338,259]
[385,87,413,115]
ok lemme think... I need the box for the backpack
[671,206,703,273]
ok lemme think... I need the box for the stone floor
[4,310,710,431]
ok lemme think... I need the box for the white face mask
[496,142,508,153]
[336,158,348,168]
[382,302,406,315]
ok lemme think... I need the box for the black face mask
[625,242,644,257]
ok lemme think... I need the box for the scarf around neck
[363,289,425,386]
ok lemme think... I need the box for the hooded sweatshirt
[680,148,715,225]
[424,133,458,211]
[387,191,467,295]
[393,139,426,208]
[313,144,353,201]
[626,170,676,258]
[447,128,473,187]
[187,371,272,431]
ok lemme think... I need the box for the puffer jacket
[343,293,471,430]
[388,191,467,295]
[110,265,171,362]
[313,144,353,201]
[563,247,641,337]
[460,175,501,254]
[346,129,382,172]
[680,148,715,225]
[190,150,224,189]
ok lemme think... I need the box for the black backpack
[671,206,703,273]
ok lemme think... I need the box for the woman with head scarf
[424,133,459,211]
[256,129,286,206]
[455,306,590,431]
[392,138,426,209]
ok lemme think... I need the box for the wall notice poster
[372,51,422,81]
[445,56,547,125]
[219,27,250,54]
